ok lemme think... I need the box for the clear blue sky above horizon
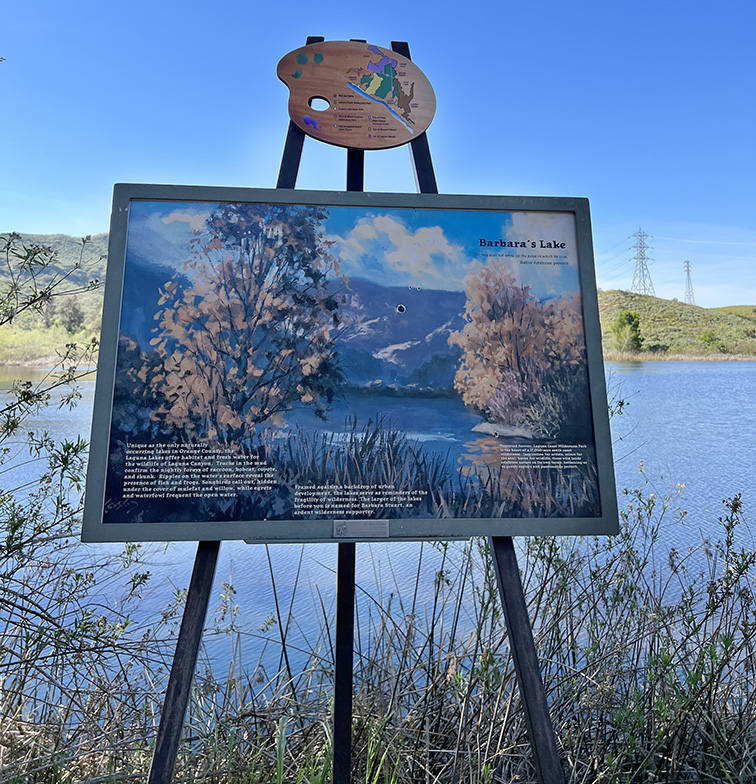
[2,0,754,307]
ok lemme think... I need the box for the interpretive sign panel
[82,184,617,543]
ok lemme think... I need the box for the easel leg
[489,536,564,784]
[148,540,220,784]
[346,149,364,192]
[390,41,438,195]
[408,132,438,195]
[333,541,356,784]
[276,123,306,190]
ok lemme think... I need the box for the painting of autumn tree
[450,262,592,440]
[146,203,344,449]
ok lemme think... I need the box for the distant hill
[598,290,756,356]
[1,232,108,287]
[709,305,756,320]
[4,233,755,360]
[0,233,108,363]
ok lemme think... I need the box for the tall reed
[2,475,755,782]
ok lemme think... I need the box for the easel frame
[146,37,565,784]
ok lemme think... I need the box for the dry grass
[2,485,756,783]
[603,349,756,362]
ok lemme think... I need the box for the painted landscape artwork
[84,188,616,542]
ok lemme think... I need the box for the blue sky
[2,0,754,307]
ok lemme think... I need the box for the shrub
[610,309,643,352]
[699,328,726,353]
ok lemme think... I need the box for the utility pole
[684,260,695,305]
[630,227,655,296]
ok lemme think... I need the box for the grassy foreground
[2,475,755,782]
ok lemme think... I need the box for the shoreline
[2,351,756,372]
[0,357,99,374]
[603,351,756,363]
[0,356,67,367]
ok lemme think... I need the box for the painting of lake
[85,191,616,542]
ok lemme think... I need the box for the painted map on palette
[277,41,436,150]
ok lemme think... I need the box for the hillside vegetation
[0,233,106,363]
[8,232,109,283]
[710,304,756,318]
[2,234,755,362]
[598,289,756,358]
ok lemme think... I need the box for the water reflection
[2,361,756,672]
[0,365,58,384]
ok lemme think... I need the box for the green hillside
[709,305,756,320]
[4,232,109,285]
[2,233,755,362]
[598,290,756,357]
[0,233,107,363]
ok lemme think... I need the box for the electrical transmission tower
[684,260,695,305]
[630,227,655,296]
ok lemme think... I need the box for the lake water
[607,361,756,551]
[2,360,755,665]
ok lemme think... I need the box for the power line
[684,260,695,305]
[655,236,755,246]
[596,237,630,256]
[630,227,655,296]
[596,248,632,272]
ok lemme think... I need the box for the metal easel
[146,37,565,784]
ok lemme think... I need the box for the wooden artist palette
[277,41,436,150]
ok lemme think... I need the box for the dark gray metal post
[408,131,438,195]
[390,41,438,195]
[345,38,367,196]
[147,540,220,784]
[276,123,306,190]
[333,541,356,784]
[276,36,325,190]
[346,149,364,192]
[489,536,565,784]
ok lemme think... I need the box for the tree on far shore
[610,309,643,352]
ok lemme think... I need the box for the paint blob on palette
[277,41,436,150]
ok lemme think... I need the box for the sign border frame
[82,183,618,543]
